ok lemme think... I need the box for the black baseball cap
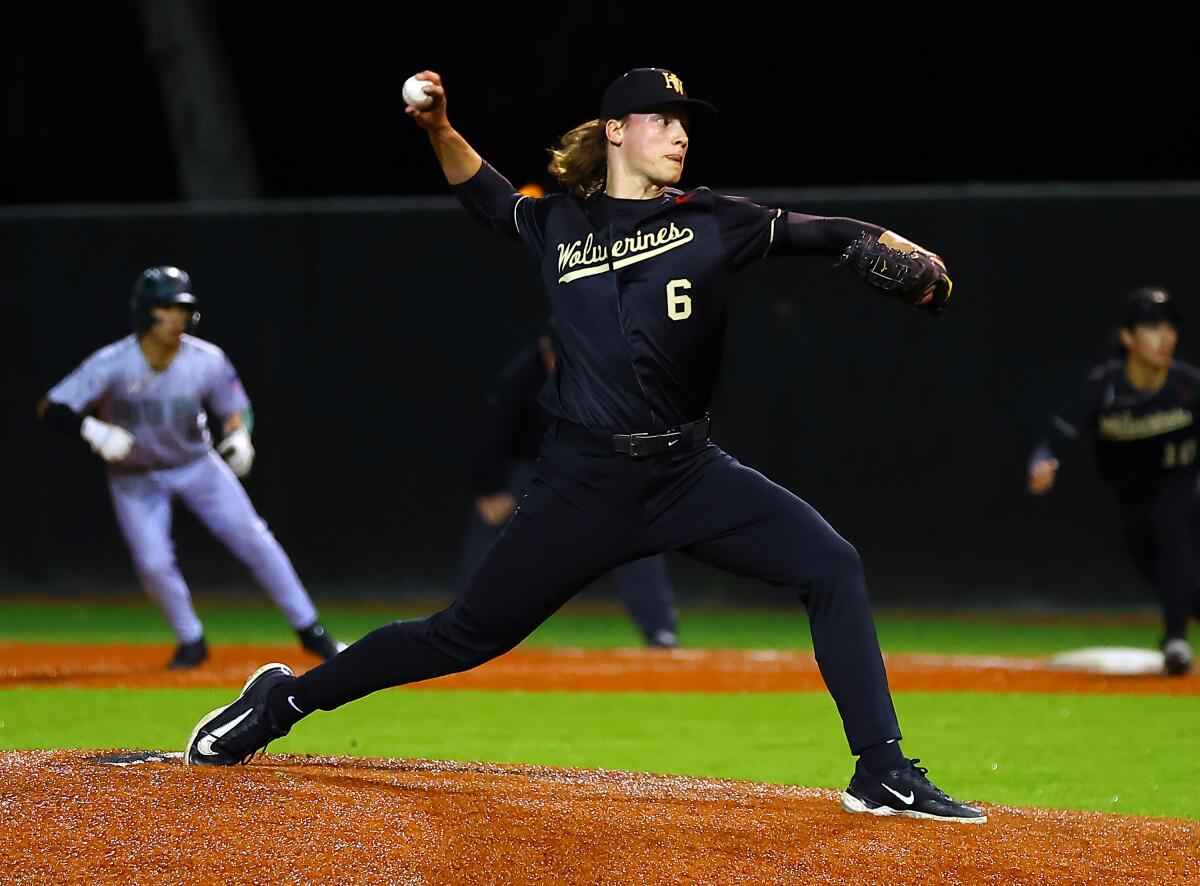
[599,68,717,123]
[1123,286,1181,328]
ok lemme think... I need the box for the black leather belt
[553,415,712,458]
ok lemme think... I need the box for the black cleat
[297,622,346,660]
[185,663,294,766]
[1163,638,1194,676]
[841,758,987,824]
[168,636,209,670]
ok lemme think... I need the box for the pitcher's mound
[2,750,1197,884]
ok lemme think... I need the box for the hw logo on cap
[599,68,717,123]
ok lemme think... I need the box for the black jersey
[1037,359,1200,497]
[455,162,882,431]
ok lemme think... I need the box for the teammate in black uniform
[1029,287,1200,675]
[186,68,985,823]
[457,333,679,647]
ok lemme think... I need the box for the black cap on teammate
[599,68,717,123]
[1123,286,1181,328]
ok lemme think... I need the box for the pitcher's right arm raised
[405,70,532,239]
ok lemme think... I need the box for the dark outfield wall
[3,188,1197,606]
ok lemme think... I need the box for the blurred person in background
[37,266,344,669]
[455,331,679,648]
[1029,287,1200,675]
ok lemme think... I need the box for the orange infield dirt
[3,750,1198,885]
[1,641,1198,695]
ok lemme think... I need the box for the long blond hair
[547,119,608,198]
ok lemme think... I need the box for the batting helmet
[130,266,200,335]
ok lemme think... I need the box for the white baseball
[403,75,434,110]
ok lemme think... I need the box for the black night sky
[2,3,1195,204]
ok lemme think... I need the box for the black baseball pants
[453,459,678,645]
[290,420,902,753]
[1118,472,1200,642]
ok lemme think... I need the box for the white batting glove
[217,427,255,478]
[80,416,135,463]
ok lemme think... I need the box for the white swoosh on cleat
[195,708,253,757]
[881,782,915,805]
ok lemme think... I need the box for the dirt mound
[1,750,1195,884]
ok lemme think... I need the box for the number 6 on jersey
[667,278,692,321]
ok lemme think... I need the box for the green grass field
[2,597,1197,819]
[0,596,1170,653]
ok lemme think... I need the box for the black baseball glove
[839,234,953,316]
